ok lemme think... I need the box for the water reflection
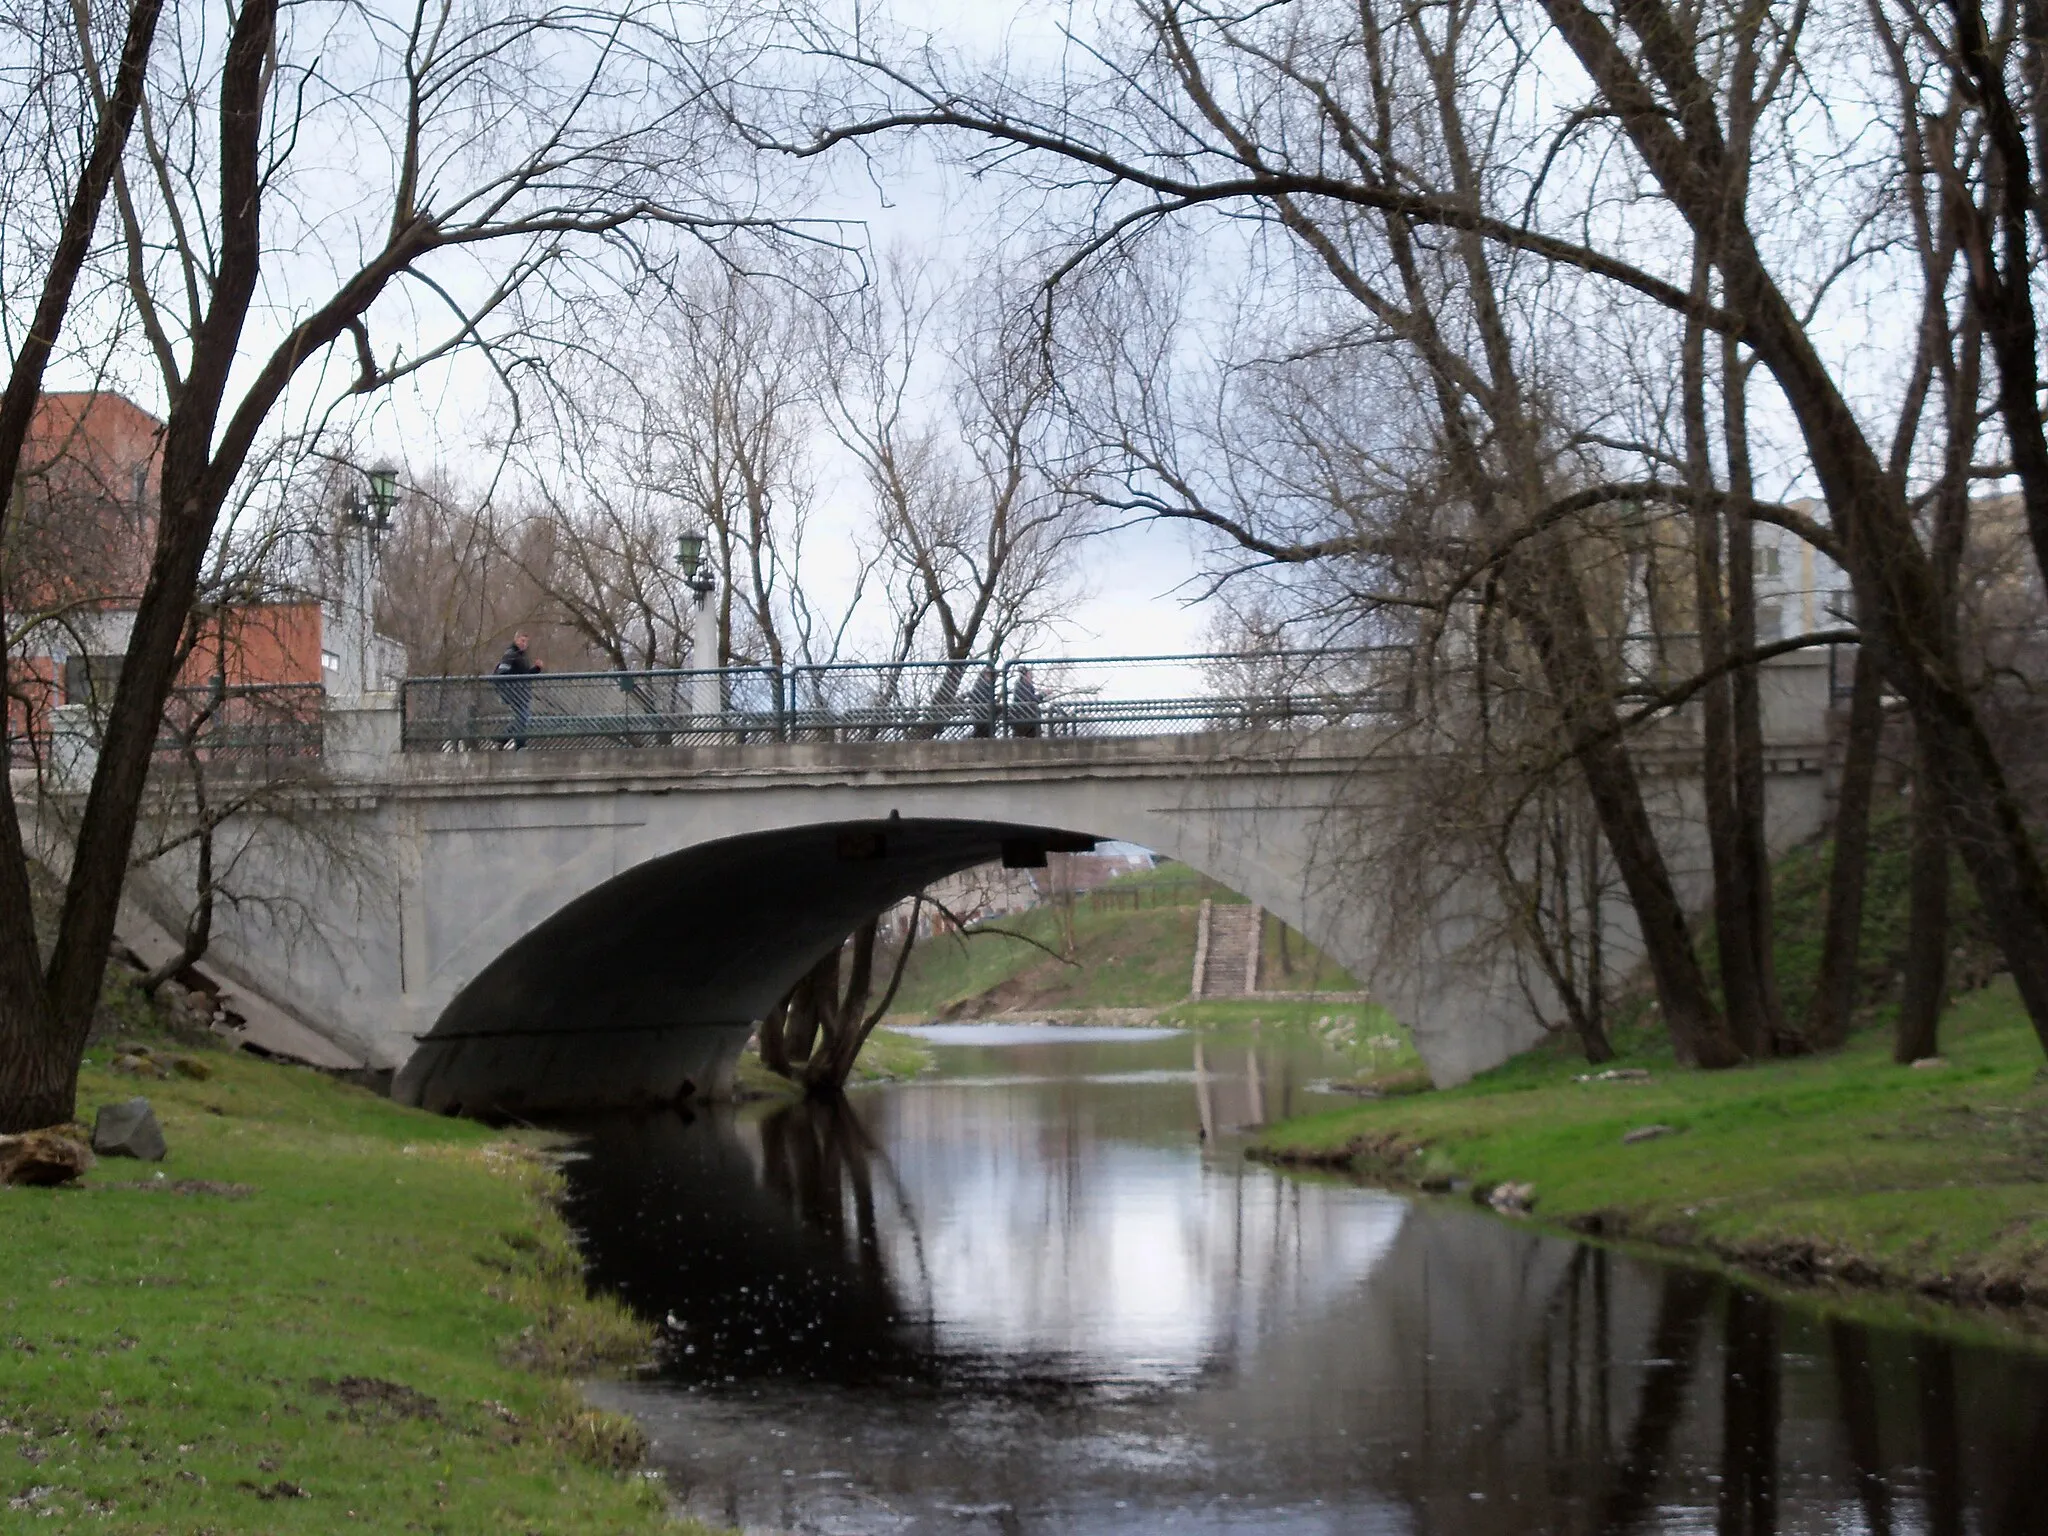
[561,1028,2048,1534]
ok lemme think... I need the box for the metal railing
[158,681,325,762]
[397,648,1414,753]
[399,666,784,752]
[9,681,325,771]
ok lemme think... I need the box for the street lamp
[676,528,713,593]
[365,464,401,531]
[676,528,720,714]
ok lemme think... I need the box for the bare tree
[759,0,2048,1062]
[827,256,1091,675]
[0,0,787,1130]
[636,261,845,674]
[374,475,573,679]
[758,909,920,1094]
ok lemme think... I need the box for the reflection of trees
[564,1105,2048,1524]
[1917,1340,1964,1536]
[1830,1320,1895,1536]
[558,1106,929,1386]
[757,1096,935,1342]
[1717,1288,1778,1535]
[1599,1271,1716,1532]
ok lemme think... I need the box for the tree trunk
[758,997,795,1078]
[1722,336,1789,1053]
[1896,733,1950,1063]
[0,1025,85,1134]
[1581,807,1611,1060]
[1811,646,1884,1048]
[784,954,833,1068]
[1542,0,2048,1060]
[1360,152,1735,1069]
[1896,313,1974,1066]
[1685,325,1762,1056]
[1572,706,1739,1066]
[16,0,281,1131]
[802,919,879,1094]
[0,0,166,1135]
[1495,526,1738,1066]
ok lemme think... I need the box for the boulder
[111,1053,170,1079]
[92,1098,167,1161]
[0,1128,94,1186]
[170,1056,213,1082]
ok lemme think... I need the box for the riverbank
[0,1033,713,1534]
[887,865,1359,1019]
[1252,978,2048,1319]
[731,1024,936,1098]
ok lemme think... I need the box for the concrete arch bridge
[79,650,1838,1116]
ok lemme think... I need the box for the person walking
[1009,665,1041,739]
[968,664,997,738]
[493,631,544,748]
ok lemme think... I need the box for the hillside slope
[886,869,1359,1019]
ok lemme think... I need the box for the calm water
[561,1025,2048,1534]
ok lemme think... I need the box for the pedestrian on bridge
[1009,666,1041,739]
[494,632,544,748]
[969,665,998,738]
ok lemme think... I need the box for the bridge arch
[393,803,1341,1116]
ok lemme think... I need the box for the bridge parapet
[395,649,1415,755]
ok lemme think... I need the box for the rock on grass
[0,1128,94,1186]
[92,1098,167,1161]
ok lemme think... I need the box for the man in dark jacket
[493,631,543,748]
[1008,666,1041,738]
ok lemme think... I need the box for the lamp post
[334,461,402,702]
[677,528,720,719]
[365,464,401,533]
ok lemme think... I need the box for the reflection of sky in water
[878,1098,1405,1379]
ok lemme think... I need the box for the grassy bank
[733,1025,934,1098]
[1253,979,2048,1314]
[887,867,1359,1019]
[0,1033,709,1534]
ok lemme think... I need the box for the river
[562,1022,2048,1534]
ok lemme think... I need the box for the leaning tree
[0,0,802,1130]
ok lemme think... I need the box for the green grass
[887,866,1358,1018]
[1254,978,2048,1309]
[888,903,1200,1015]
[1722,808,1997,1029]
[0,1036,715,1534]
[734,1025,934,1098]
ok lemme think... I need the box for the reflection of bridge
[62,648,1840,1115]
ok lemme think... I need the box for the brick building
[7,392,403,755]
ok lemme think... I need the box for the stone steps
[1192,900,1263,998]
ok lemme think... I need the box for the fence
[13,681,325,771]
[397,649,1415,752]
[155,682,325,762]
[398,667,783,752]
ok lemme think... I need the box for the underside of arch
[394,817,1097,1117]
